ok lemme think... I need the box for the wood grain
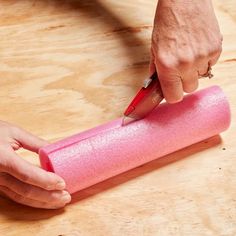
[0,0,236,235]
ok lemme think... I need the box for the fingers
[0,185,69,209]
[13,126,48,153]
[151,53,210,103]
[0,173,71,209]
[197,63,209,78]
[181,70,199,93]
[152,55,183,103]
[2,147,66,191]
[150,16,222,104]
[0,128,69,209]
[158,71,183,103]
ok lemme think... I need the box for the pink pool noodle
[39,86,231,194]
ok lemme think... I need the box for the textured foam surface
[39,86,231,194]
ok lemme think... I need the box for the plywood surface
[0,0,235,235]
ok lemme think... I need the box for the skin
[0,0,222,208]
[150,0,223,103]
[0,121,71,209]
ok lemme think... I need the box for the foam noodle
[39,86,231,193]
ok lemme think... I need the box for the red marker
[122,72,164,126]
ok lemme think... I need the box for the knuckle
[13,193,26,203]
[209,41,223,56]
[0,186,24,203]
[161,75,181,86]
[19,173,30,183]
[23,187,33,198]
[157,55,178,70]
[178,54,195,66]
[196,50,208,59]
[212,46,222,55]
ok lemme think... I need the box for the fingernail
[61,192,71,203]
[56,181,66,190]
